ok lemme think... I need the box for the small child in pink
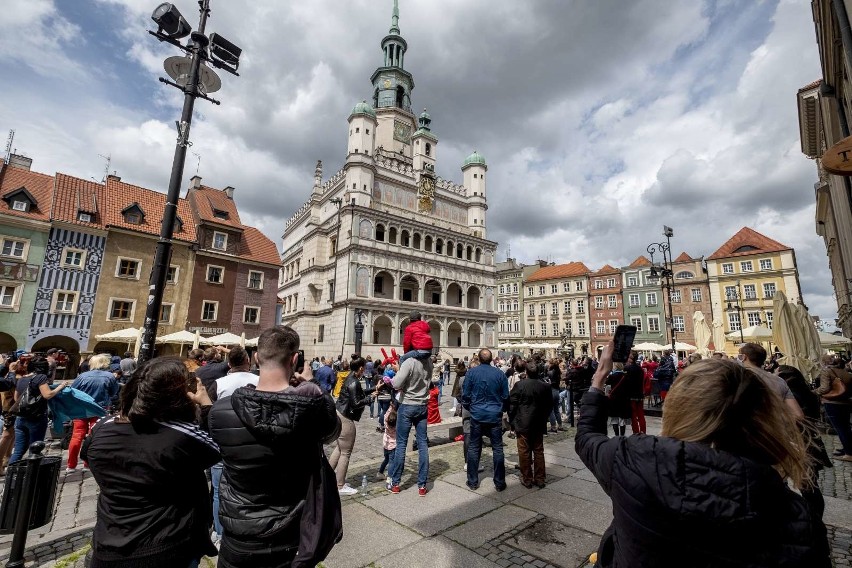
[379,405,397,487]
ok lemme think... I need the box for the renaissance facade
[278,3,498,360]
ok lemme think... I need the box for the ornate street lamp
[139,1,241,361]
[354,309,365,357]
[646,226,676,352]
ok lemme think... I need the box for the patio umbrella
[772,291,819,380]
[244,336,259,347]
[95,327,143,342]
[157,330,201,357]
[725,325,773,342]
[692,311,712,356]
[674,342,697,352]
[133,326,143,359]
[203,332,244,346]
[240,332,246,348]
[819,331,852,348]
[795,302,822,364]
[633,342,666,351]
[192,330,200,350]
[712,318,727,353]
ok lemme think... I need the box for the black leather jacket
[209,381,339,542]
[335,373,372,422]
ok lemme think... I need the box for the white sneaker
[449,406,457,413]
[464,463,467,471]
[64,467,77,474]
[338,484,358,496]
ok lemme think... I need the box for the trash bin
[0,455,61,534]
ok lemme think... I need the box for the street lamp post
[354,309,365,357]
[139,1,241,361]
[726,281,746,344]
[646,226,676,353]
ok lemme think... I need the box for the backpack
[15,375,47,419]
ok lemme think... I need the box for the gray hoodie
[392,357,433,405]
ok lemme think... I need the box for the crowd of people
[0,321,848,567]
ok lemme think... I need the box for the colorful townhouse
[185,177,280,337]
[0,156,53,352]
[523,262,591,356]
[589,264,623,356]
[621,256,668,348]
[706,227,802,354]
[669,252,713,348]
[87,175,198,355]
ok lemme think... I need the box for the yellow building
[705,227,802,354]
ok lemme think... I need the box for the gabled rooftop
[526,261,590,282]
[103,177,197,243]
[52,174,104,229]
[706,227,791,260]
[592,264,620,276]
[673,252,693,263]
[238,226,280,266]
[0,165,54,222]
[190,185,243,229]
[628,255,651,268]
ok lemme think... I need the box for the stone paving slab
[322,502,421,568]
[507,517,601,568]
[546,476,611,506]
[364,479,501,537]
[568,468,599,484]
[824,495,852,531]
[444,504,537,550]
[376,535,500,568]
[513,488,612,536]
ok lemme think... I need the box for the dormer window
[121,202,146,225]
[212,231,227,251]
[213,208,229,220]
[12,201,27,212]
[78,212,92,223]
[3,187,36,213]
[174,216,183,232]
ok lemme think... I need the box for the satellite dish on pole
[164,56,222,94]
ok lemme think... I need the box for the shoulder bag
[13,376,47,419]
[824,369,852,401]
[292,446,343,567]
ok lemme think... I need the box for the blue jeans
[398,350,432,365]
[379,448,394,474]
[364,377,375,417]
[466,419,505,490]
[377,399,391,427]
[824,403,852,455]
[437,377,445,404]
[391,404,428,487]
[10,416,48,464]
[210,463,223,535]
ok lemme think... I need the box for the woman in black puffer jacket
[329,357,373,496]
[577,342,818,568]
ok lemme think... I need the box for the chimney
[107,174,121,182]
[223,186,235,199]
[190,175,202,189]
[8,154,32,171]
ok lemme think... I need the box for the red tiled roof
[0,165,54,222]
[52,173,105,229]
[102,177,197,243]
[238,226,280,266]
[628,255,651,268]
[592,264,620,276]
[798,79,821,92]
[706,227,791,260]
[189,186,242,229]
[526,262,590,282]
[673,252,692,262]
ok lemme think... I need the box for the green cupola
[371,0,414,112]
[349,100,376,119]
[463,150,487,168]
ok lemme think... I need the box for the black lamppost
[646,226,676,352]
[726,281,745,343]
[354,309,365,357]
[139,1,241,361]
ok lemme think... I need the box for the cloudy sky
[1,0,835,321]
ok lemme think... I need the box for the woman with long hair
[330,357,371,496]
[83,357,219,568]
[10,356,69,464]
[577,342,818,567]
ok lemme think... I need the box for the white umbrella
[773,291,819,380]
[795,303,822,364]
[634,342,666,351]
[203,332,244,346]
[725,325,773,341]
[157,329,201,357]
[712,318,727,353]
[240,332,246,348]
[95,327,143,341]
[692,311,712,356]
[244,336,259,347]
[674,341,697,352]
[192,330,200,350]
[819,331,852,348]
[133,326,143,359]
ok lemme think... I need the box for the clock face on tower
[417,175,436,213]
[393,120,412,144]
[383,79,392,89]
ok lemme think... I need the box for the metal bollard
[6,441,46,568]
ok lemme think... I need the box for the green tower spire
[390,0,400,34]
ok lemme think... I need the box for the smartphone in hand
[295,350,306,374]
[612,325,638,363]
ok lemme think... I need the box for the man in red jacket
[400,311,433,364]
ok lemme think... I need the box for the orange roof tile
[0,165,54,222]
[673,252,692,262]
[189,186,243,229]
[526,262,590,282]
[592,264,620,276]
[798,79,821,92]
[51,174,105,229]
[238,226,280,266]
[628,255,651,268]
[102,177,197,243]
[706,227,791,260]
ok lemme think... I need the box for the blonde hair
[89,353,112,371]
[661,359,810,488]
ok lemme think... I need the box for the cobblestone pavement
[27,380,852,567]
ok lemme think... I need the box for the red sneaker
[418,486,428,497]
[390,485,401,494]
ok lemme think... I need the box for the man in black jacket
[209,326,340,568]
[508,362,552,488]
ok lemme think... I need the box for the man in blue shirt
[462,348,509,491]
[67,353,119,472]
[314,358,335,394]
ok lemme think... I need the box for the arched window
[413,233,422,249]
[446,240,453,256]
[359,219,373,239]
[456,243,463,258]
[401,230,410,247]
[388,227,398,244]
[435,238,443,254]
[425,142,431,157]
[475,248,482,262]
[375,224,385,241]
[675,271,695,280]
[466,246,473,261]
[425,235,433,252]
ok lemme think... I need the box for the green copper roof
[463,150,486,167]
[350,100,376,118]
[389,0,400,34]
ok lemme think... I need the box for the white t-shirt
[215,371,259,399]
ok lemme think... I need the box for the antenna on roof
[98,154,111,182]
[192,152,201,175]
[3,130,14,165]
